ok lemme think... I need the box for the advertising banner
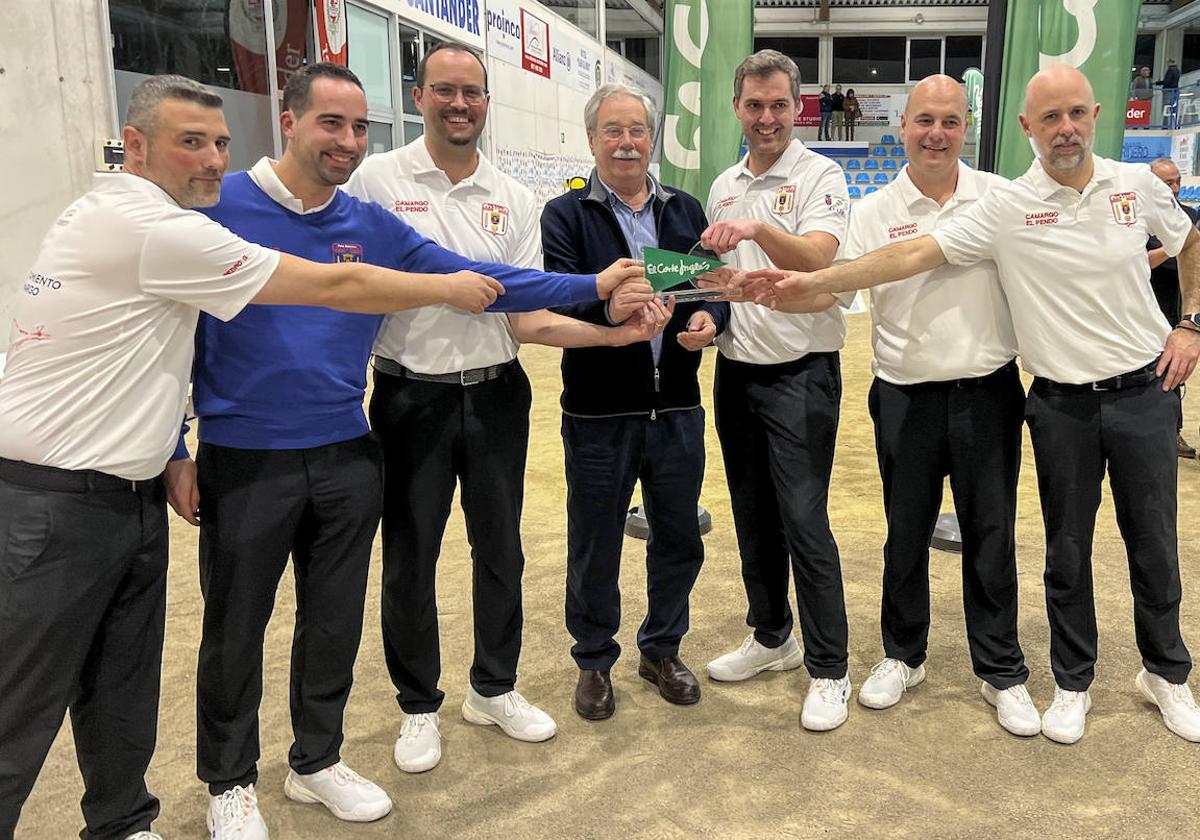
[520,8,551,78]
[315,0,347,65]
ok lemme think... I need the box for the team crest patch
[772,185,796,215]
[824,193,848,220]
[1109,192,1138,226]
[482,203,510,235]
[332,242,363,262]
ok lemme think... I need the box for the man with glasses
[540,83,729,721]
[347,46,666,769]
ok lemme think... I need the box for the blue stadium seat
[848,186,862,199]
[961,157,971,166]
[874,173,889,184]
[864,159,879,170]
[881,134,896,144]
[845,159,861,170]
[865,186,879,195]
[891,171,901,180]
[872,146,888,157]
[891,146,905,156]
[883,158,898,170]
[855,172,871,184]
[844,173,852,184]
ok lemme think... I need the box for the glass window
[753,37,819,88]
[909,39,941,83]
[1185,32,1200,76]
[108,0,283,172]
[400,25,422,117]
[367,121,393,155]
[607,0,662,80]
[403,121,425,146]
[545,0,598,40]
[1134,34,1157,78]
[833,37,906,84]
[945,36,983,82]
[622,37,661,80]
[347,3,392,111]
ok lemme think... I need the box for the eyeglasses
[600,125,649,141]
[423,84,488,105]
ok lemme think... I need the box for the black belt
[0,457,157,494]
[1034,360,1160,394]
[888,359,1018,391]
[373,355,514,386]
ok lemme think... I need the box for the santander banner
[1126,99,1152,127]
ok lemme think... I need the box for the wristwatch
[1177,314,1200,331]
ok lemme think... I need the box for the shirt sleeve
[509,191,545,271]
[796,164,850,242]
[1143,172,1194,257]
[138,210,279,322]
[929,186,1004,267]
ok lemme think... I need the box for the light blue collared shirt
[598,175,663,363]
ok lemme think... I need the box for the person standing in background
[844,89,861,142]
[831,84,846,141]
[819,84,833,141]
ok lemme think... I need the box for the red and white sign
[1126,99,1152,127]
[228,0,309,93]
[315,0,347,66]
[794,94,821,127]
[520,9,550,79]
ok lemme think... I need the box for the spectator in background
[1132,66,1154,100]
[831,84,845,141]
[1146,156,1200,458]
[844,88,861,141]
[1159,58,1181,90]
[819,84,833,141]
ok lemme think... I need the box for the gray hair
[1150,157,1179,174]
[125,74,223,136]
[734,50,802,100]
[584,83,658,138]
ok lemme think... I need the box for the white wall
[1,1,115,329]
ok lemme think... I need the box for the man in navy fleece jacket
[168,63,651,839]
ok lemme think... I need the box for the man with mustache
[541,83,729,721]
[168,63,652,838]
[844,75,1036,736]
[346,44,666,772]
[741,64,1200,745]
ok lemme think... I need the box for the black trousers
[195,436,381,794]
[1026,375,1192,690]
[562,408,706,670]
[0,463,166,840]
[370,363,531,714]
[714,352,849,679]
[868,362,1029,687]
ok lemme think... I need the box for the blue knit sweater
[182,172,598,452]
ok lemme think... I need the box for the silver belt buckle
[1092,380,1112,391]
[130,479,139,492]
[460,367,487,386]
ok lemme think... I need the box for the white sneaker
[706,632,805,682]
[461,687,557,742]
[858,658,926,710]
[124,833,163,840]
[1040,685,1091,744]
[394,712,442,773]
[283,760,392,822]
[801,676,851,731]
[1136,668,1200,742]
[208,784,269,840]
[980,682,1042,737]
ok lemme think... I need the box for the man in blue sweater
[168,63,655,839]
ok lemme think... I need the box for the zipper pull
[654,367,661,393]
[651,408,657,420]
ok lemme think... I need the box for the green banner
[994,0,1140,178]
[643,246,723,292]
[660,0,754,200]
[962,66,984,151]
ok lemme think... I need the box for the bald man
[740,65,1200,745]
[842,77,1035,735]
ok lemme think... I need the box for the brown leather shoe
[638,654,701,705]
[574,669,615,720]
[1179,434,1196,459]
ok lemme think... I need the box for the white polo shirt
[346,140,536,374]
[0,173,278,479]
[842,162,1018,384]
[932,155,1194,383]
[707,139,851,365]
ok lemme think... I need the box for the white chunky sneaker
[461,687,557,742]
[208,784,269,840]
[124,833,163,839]
[801,676,851,731]
[980,682,1042,737]
[283,761,392,822]
[1136,668,1200,742]
[394,712,442,773]
[706,632,805,682]
[1040,686,1091,744]
[858,658,926,710]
